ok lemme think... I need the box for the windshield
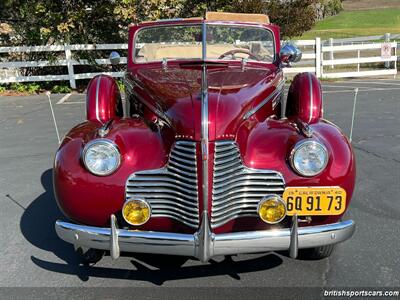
[134,24,274,63]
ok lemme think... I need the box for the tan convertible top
[206,12,270,24]
[137,12,270,26]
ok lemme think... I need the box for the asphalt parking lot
[0,79,399,292]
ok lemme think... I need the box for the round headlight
[290,140,328,177]
[83,139,121,176]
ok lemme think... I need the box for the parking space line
[60,99,124,105]
[61,101,85,104]
[322,84,365,89]
[56,93,72,104]
[323,87,400,94]
[344,81,400,86]
[323,90,356,94]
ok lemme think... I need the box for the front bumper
[55,213,355,262]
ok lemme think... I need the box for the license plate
[282,187,346,216]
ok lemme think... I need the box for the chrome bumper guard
[55,212,355,262]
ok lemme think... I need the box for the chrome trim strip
[243,79,285,120]
[55,219,355,263]
[308,72,313,123]
[95,75,102,124]
[201,21,209,216]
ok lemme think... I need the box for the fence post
[384,33,390,69]
[64,44,76,89]
[329,38,334,69]
[315,37,322,78]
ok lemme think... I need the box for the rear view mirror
[280,43,302,66]
[109,51,121,65]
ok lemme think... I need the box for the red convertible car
[54,12,355,264]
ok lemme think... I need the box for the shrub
[0,85,6,93]
[26,83,41,94]
[51,84,72,93]
[116,80,125,93]
[9,83,42,94]
[10,83,28,93]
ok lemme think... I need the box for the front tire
[299,244,336,260]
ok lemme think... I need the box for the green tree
[0,0,136,45]
[1,0,318,44]
[0,1,136,76]
[0,0,317,79]
[266,0,318,38]
[133,0,317,39]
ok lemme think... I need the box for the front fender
[286,72,323,124]
[86,75,123,123]
[53,119,169,226]
[237,118,356,224]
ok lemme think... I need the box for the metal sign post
[349,88,359,143]
[383,33,391,68]
[46,91,61,144]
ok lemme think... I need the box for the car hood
[132,65,279,140]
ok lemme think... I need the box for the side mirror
[109,51,121,65]
[280,43,302,66]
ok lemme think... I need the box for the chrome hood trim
[200,21,209,216]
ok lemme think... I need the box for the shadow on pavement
[21,169,283,285]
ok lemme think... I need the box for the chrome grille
[211,140,285,228]
[126,141,199,228]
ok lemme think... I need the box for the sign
[381,42,391,59]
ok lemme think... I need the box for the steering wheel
[218,49,261,61]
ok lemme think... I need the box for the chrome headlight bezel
[82,139,121,176]
[290,140,328,177]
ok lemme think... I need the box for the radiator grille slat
[126,141,199,228]
[126,139,285,229]
[211,141,285,228]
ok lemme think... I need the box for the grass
[343,0,400,11]
[298,8,400,40]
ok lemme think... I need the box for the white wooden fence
[0,44,127,89]
[322,33,400,45]
[285,37,397,79]
[320,42,397,78]
[283,38,321,76]
[0,37,397,88]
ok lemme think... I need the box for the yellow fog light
[257,195,287,224]
[122,199,151,226]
